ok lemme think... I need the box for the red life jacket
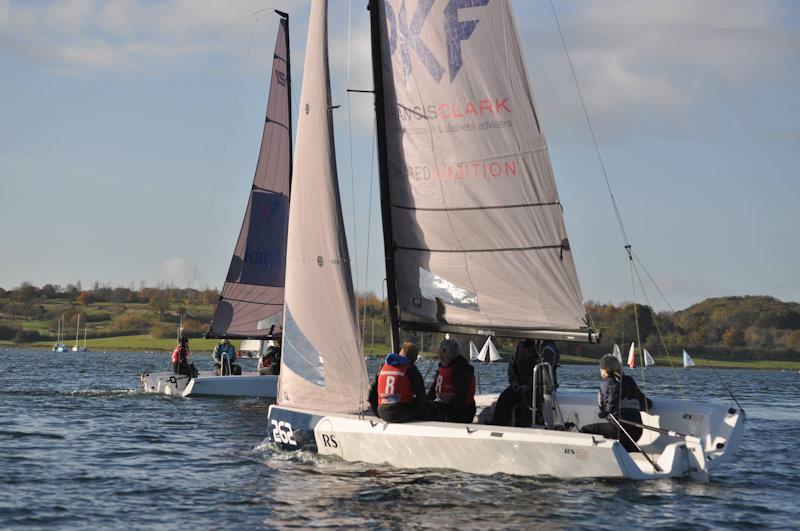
[377,363,414,406]
[172,346,189,364]
[434,365,476,405]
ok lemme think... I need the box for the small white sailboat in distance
[476,337,502,363]
[52,316,68,352]
[683,350,695,368]
[644,348,656,367]
[612,343,622,363]
[71,315,88,352]
[627,342,636,368]
[469,340,480,362]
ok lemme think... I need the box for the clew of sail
[375,0,595,342]
[277,0,368,414]
[207,16,292,339]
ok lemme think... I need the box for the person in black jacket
[490,339,538,426]
[426,339,476,423]
[368,341,427,423]
[581,354,653,452]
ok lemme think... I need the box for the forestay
[376,0,592,340]
[277,0,368,414]
[207,17,292,339]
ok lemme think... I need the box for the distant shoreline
[3,342,798,371]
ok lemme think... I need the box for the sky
[0,0,798,311]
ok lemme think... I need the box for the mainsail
[277,0,368,413]
[373,0,595,344]
[207,14,292,339]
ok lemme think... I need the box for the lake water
[1,348,798,528]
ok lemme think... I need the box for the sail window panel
[395,248,586,331]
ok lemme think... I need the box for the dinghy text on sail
[277,0,368,414]
[207,15,292,339]
[374,0,595,342]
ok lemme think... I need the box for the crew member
[171,337,194,378]
[490,339,538,426]
[427,339,476,423]
[258,344,281,375]
[581,354,653,452]
[213,339,240,375]
[368,341,427,423]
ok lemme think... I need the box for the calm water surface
[1,348,798,529]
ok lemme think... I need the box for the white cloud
[160,256,194,286]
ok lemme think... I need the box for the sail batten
[207,15,292,339]
[374,0,594,341]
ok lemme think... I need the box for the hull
[140,370,277,398]
[266,391,744,480]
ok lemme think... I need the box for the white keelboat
[266,0,744,480]
[141,11,293,398]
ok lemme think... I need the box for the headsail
[207,15,292,339]
[469,340,480,362]
[478,337,489,362]
[488,338,501,362]
[277,0,368,413]
[612,344,623,363]
[373,0,595,343]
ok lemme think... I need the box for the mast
[74,314,80,348]
[368,0,400,353]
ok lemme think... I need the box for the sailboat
[644,348,656,367]
[469,340,480,362]
[477,336,502,363]
[683,349,695,368]
[52,315,68,352]
[71,315,88,352]
[267,0,744,480]
[612,343,623,363]
[141,11,292,398]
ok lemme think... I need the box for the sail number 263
[271,420,297,446]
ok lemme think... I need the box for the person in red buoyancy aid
[368,341,427,423]
[171,337,196,379]
[427,339,476,424]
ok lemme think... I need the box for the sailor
[537,339,560,389]
[258,344,281,375]
[581,354,653,452]
[427,339,476,423]
[489,339,538,426]
[213,339,240,375]
[368,341,427,423]
[171,337,195,378]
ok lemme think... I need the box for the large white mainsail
[375,0,593,342]
[277,0,368,413]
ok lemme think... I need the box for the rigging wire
[549,0,742,408]
[189,16,262,291]
[361,122,377,348]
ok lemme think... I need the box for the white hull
[140,370,277,398]
[267,391,744,480]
